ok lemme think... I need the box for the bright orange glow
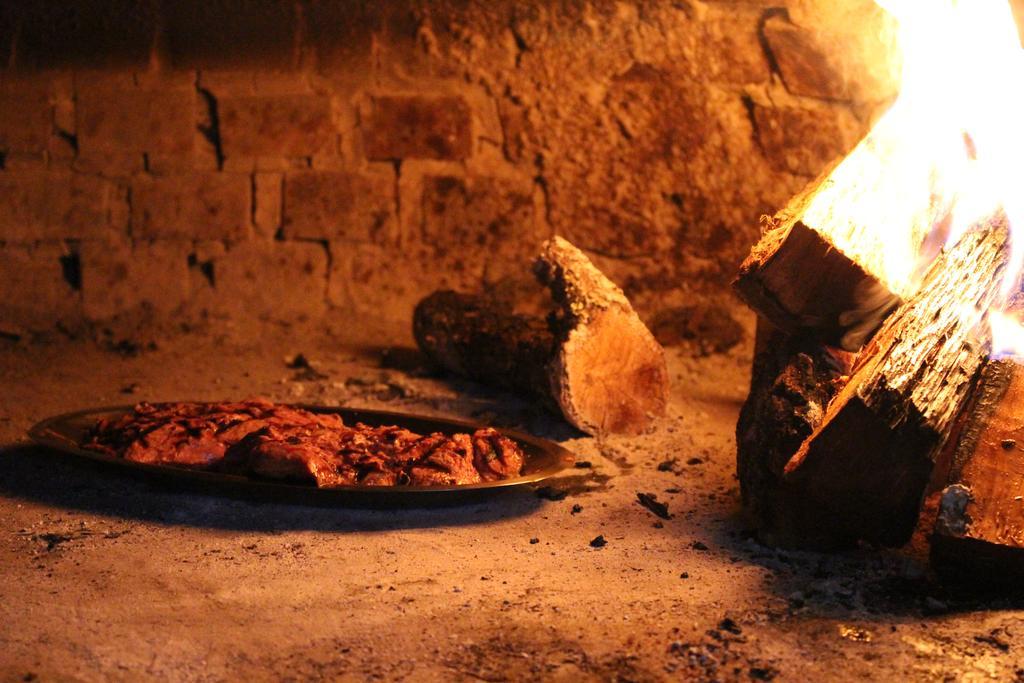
[988,310,1024,358]
[878,0,1024,292]
[805,0,1024,301]
[807,0,1024,354]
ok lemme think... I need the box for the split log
[734,128,946,350]
[736,317,857,549]
[413,237,669,436]
[931,359,1024,587]
[735,220,899,351]
[782,220,1010,546]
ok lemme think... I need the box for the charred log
[782,220,1011,546]
[737,318,856,549]
[413,291,559,409]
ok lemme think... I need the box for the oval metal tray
[27,404,576,507]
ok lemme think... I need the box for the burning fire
[806,0,1024,355]
[988,310,1024,357]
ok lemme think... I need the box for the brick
[282,170,395,242]
[81,239,190,320]
[306,1,378,77]
[218,95,335,159]
[146,153,207,175]
[421,175,534,245]
[362,96,472,161]
[0,84,52,153]
[762,16,851,101]
[328,243,433,322]
[254,173,282,237]
[0,243,81,332]
[419,175,539,283]
[15,1,157,70]
[58,172,128,236]
[753,104,853,176]
[77,84,196,155]
[696,15,771,84]
[163,0,297,69]
[73,152,145,178]
[0,171,124,242]
[1,153,48,170]
[215,241,327,320]
[131,173,251,240]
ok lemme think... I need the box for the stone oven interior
[3,1,1023,681]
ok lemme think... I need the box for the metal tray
[27,405,576,507]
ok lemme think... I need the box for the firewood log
[413,290,558,404]
[733,130,946,350]
[782,219,1010,546]
[736,317,857,549]
[931,358,1024,587]
[413,237,669,436]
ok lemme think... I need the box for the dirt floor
[1,320,1023,682]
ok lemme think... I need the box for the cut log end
[538,236,668,435]
[735,220,900,351]
[553,305,669,436]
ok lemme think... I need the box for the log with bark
[931,358,1024,587]
[736,317,857,549]
[781,219,1011,546]
[734,130,945,350]
[413,237,669,436]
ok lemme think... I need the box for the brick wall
[0,0,899,338]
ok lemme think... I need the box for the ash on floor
[1,323,1023,682]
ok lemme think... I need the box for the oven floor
[1,325,1022,681]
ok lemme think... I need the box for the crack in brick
[196,85,225,170]
[59,245,82,291]
[315,238,331,277]
[250,174,257,231]
[508,19,528,69]
[741,93,763,151]
[286,237,332,295]
[532,152,552,230]
[56,129,78,154]
[757,8,792,87]
[392,160,402,242]
[187,252,216,288]
[125,183,133,238]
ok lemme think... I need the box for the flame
[808,1,1024,351]
[989,310,1024,359]
[877,0,1024,289]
